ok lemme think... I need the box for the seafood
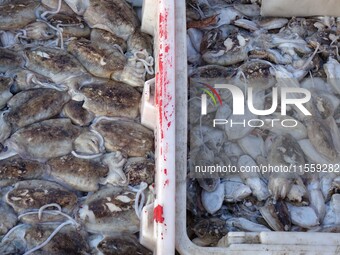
[91,28,127,53]
[0,1,38,30]
[223,178,252,202]
[93,118,154,157]
[0,111,11,144]
[0,201,17,235]
[0,224,90,255]
[0,156,46,187]
[287,204,319,228]
[100,152,128,186]
[238,155,270,201]
[201,182,224,214]
[237,134,266,159]
[260,199,291,231]
[193,218,228,246]
[24,46,88,87]
[305,117,338,161]
[6,180,77,223]
[324,194,340,225]
[123,157,155,186]
[73,129,104,155]
[0,76,13,108]
[63,0,89,15]
[187,0,340,239]
[79,81,141,118]
[0,48,24,73]
[67,38,126,79]
[201,25,252,66]
[5,118,82,161]
[127,29,153,55]
[307,175,326,222]
[20,21,55,41]
[47,14,91,39]
[62,100,95,126]
[41,0,75,16]
[90,234,152,255]
[226,217,271,232]
[48,154,108,192]
[0,0,154,251]
[267,135,305,200]
[83,0,140,40]
[78,186,140,234]
[24,224,90,254]
[5,88,71,129]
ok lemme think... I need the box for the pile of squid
[186,0,340,247]
[0,0,154,254]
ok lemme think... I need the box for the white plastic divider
[140,78,156,130]
[173,1,340,255]
[140,0,176,254]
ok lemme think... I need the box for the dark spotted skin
[193,218,228,245]
[9,119,82,160]
[6,180,77,213]
[79,187,140,234]
[0,76,13,108]
[25,225,90,255]
[0,156,45,187]
[97,235,152,255]
[80,81,141,118]
[93,119,154,157]
[123,157,155,186]
[48,154,108,191]
[84,0,140,40]
[91,28,127,52]
[25,47,86,83]
[67,39,126,79]
[0,1,38,30]
[5,88,71,129]
[88,191,135,218]
[62,100,94,126]
[47,13,91,38]
[0,48,24,73]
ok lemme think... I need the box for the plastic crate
[139,1,340,254]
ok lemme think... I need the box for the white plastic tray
[140,1,340,254]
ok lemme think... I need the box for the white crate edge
[140,0,176,254]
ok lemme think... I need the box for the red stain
[164,179,169,187]
[165,45,170,53]
[164,168,168,175]
[154,205,164,223]
[167,121,171,128]
[159,11,169,39]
